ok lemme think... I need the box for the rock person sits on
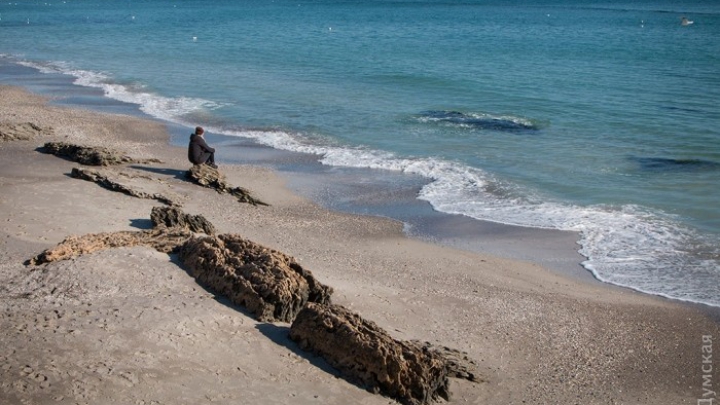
[188,126,217,169]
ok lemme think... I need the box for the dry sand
[1,84,718,405]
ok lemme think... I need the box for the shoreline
[6,57,718,306]
[213,134,593,283]
[1,84,719,404]
[1,57,595,283]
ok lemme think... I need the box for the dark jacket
[188,134,215,164]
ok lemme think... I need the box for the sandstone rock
[24,202,479,405]
[71,167,181,206]
[406,340,480,383]
[185,164,269,206]
[0,122,52,141]
[289,303,480,405]
[180,234,332,322]
[27,228,193,265]
[150,206,215,235]
[39,141,161,166]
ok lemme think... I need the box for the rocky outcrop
[289,303,480,405]
[25,204,476,404]
[0,122,52,141]
[26,207,210,266]
[185,164,269,206]
[180,234,332,322]
[71,167,181,206]
[150,206,216,235]
[406,340,480,383]
[39,141,161,166]
[27,210,334,324]
[27,228,193,265]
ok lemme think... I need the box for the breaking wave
[14,59,224,122]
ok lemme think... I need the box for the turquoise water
[1,0,719,306]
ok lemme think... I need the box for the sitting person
[187,126,217,168]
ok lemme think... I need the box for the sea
[1,0,719,307]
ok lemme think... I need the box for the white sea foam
[421,173,720,307]
[12,56,720,308]
[228,125,720,307]
[15,58,222,121]
[16,58,60,74]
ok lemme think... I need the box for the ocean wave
[422,174,720,306]
[219,124,720,307]
[14,58,223,122]
[12,56,720,308]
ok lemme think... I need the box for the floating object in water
[192,36,197,41]
[681,16,694,26]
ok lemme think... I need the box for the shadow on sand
[165,253,353,389]
[129,164,190,180]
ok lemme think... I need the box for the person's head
[195,126,205,136]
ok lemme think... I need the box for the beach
[1,84,718,404]
[4,0,720,308]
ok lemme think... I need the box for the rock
[26,207,214,265]
[27,228,193,265]
[38,141,161,166]
[289,303,480,405]
[406,340,480,383]
[71,167,181,206]
[0,122,52,141]
[150,206,216,235]
[179,234,332,322]
[185,164,269,206]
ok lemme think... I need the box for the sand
[1,84,718,405]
